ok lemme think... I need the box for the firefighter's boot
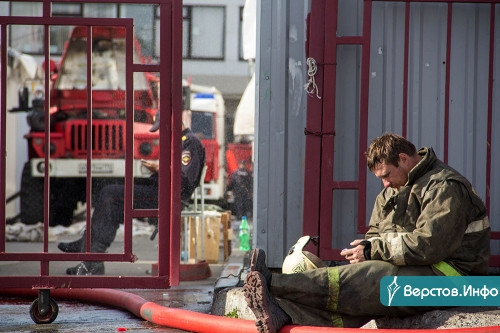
[250,248,272,287]
[244,271,291,333]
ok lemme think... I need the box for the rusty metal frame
[304,0,500,265]
[0,0,183,289]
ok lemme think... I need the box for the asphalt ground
[0,222,246,332]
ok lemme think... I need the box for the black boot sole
[244,271,290,333]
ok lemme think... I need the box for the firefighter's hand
[340,239,366,264]
[141,159,159,174]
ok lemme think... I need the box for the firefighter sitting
[243,133,490,332]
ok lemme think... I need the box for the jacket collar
[406,147,437,185]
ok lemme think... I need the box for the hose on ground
[2,288,500,333]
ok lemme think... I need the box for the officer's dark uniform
[88,127,205,253]
[60,121,205,275]
[180,128,206,207]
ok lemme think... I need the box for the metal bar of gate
[85,25,93,257]
[0,23,6,254]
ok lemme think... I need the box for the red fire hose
[1,288,500,333]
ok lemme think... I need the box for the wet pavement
[0,279,223,332]
[0,222,248,333]
[0,298,180,332]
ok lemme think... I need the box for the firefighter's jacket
[365,147,490,275]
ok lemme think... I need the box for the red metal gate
[0,0,182,322]
[304,0,500,265]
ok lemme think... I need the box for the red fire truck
[13,26,227,226]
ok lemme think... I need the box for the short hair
[366,133,417,171]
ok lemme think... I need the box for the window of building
[9,2,43,54]
[0,2,10,16]
[239,6,244,61]
[51,3,83,16]
[120,4,156,58]
[83,3,118,18]
[182,6,190,58]
[7,2,227,63]
[183,6,225,60]
[50,3,84,54]
[154,6,161,59]
[7,2,157,58]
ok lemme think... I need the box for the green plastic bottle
[238,216,250,251]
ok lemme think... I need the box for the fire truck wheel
[20,162,45,225]
[29,297,59,324]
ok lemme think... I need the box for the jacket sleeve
[369,180,470,266]
[364,190,388,240]
[181,137,203,199]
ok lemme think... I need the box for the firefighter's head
[366,133,422,189]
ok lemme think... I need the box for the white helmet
[282,236,326,274]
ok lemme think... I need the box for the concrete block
[211,287,256,320]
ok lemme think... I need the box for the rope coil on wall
[304,57,322,99]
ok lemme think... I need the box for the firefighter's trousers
[271,261,441,328]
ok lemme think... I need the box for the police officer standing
[58,110,205,275]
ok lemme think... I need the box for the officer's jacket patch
[182,150,192,166]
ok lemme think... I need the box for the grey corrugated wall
[255,1,500,266]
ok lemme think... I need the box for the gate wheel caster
[29,290,59,324]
